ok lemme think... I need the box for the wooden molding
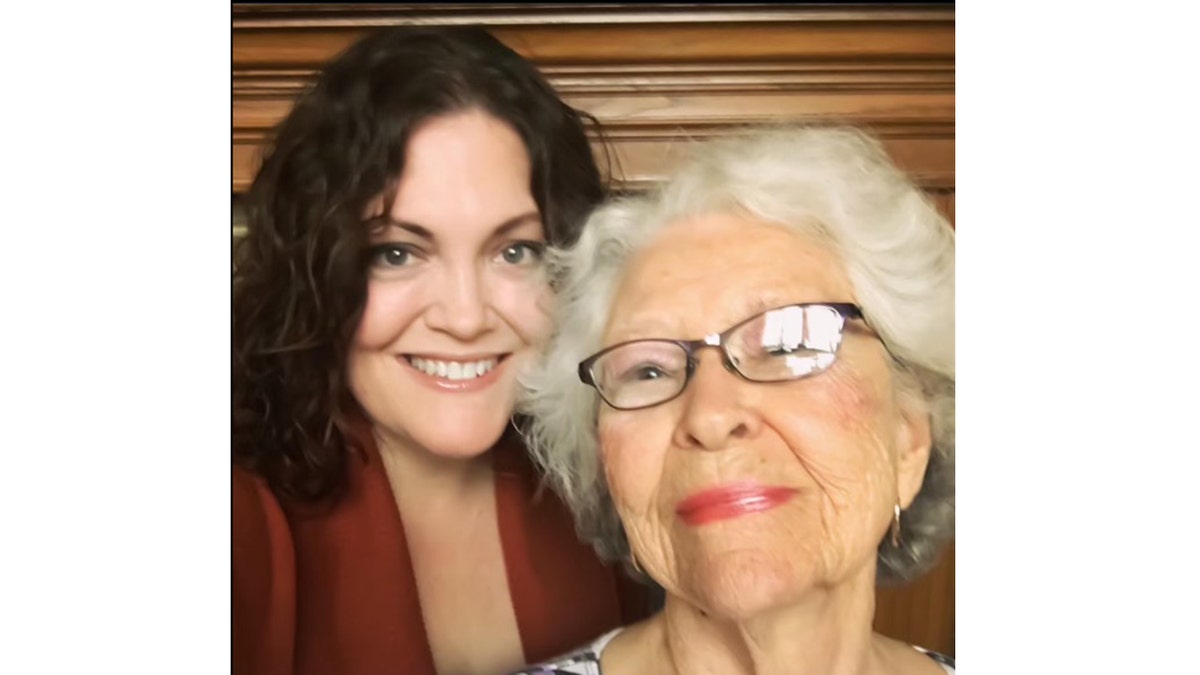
[233,23,953,67]
[232,4,955,29]
[232,3,954,193]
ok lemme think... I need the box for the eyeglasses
[578,303,867,411]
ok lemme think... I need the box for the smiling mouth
[404,355,506,381]
[675,484,798,526]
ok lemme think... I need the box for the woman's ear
[895,393,933,508]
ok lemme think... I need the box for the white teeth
[408,356,499,381]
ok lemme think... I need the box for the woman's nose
[671,351,762,451]
[424,262,493,340]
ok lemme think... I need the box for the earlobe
[895,396,933,509]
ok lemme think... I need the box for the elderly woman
[514,126,955,674]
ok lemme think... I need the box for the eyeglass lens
[591,304,848,410]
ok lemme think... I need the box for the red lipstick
[675,483,797,526]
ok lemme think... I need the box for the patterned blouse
[510,627,956,674]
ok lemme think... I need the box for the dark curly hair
[233,25,606,505]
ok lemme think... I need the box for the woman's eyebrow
[369,211,542,240]
[369,217,433,240]
[490,211,543,239]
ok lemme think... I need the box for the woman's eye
[368,244,416,268]
[496,241,545,266]
[633,365,667,381]
[616,363,674,385]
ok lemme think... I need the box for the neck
[647,563,885,675]
[373,425,496,507]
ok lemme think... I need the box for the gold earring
[890,501,902,547]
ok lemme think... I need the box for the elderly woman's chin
[676,553,806,621]
[665,536,862,622]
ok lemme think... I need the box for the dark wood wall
[232,3,955,655]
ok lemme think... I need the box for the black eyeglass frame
[577,302,867,411]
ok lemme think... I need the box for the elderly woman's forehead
[650,212,819,249]
[629,214,843,281]
[603,213,854,337]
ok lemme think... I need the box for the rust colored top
[232,433,652,675]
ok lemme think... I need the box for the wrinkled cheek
[816,366,895,454]
[596,421,633,500]
[821,365,885,430]
[831,372,903,487]
[597,418,659,519]
[598,418,673,575]
[785,368,898,534]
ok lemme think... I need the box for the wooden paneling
[876,543,956,655]
[232,4,954,193]
[231,2,955,657]
[233,23,952,66]
[928,188,956,228]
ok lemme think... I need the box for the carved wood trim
[232,4,955,29]
[232,3,954,193]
